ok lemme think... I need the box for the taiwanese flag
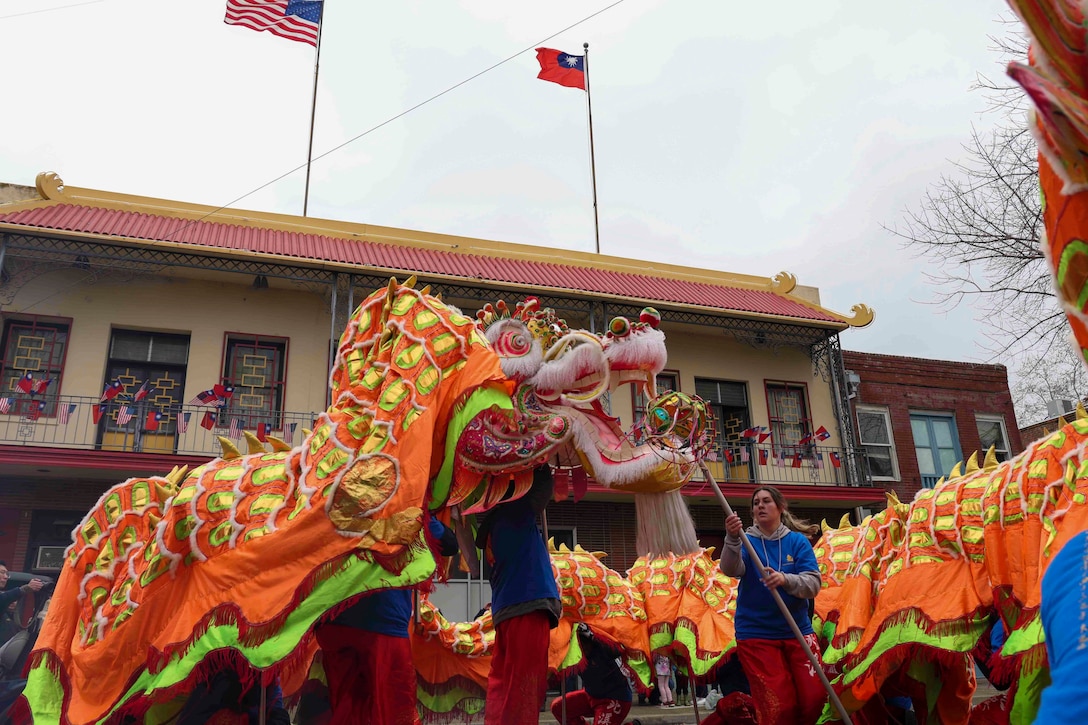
[758,448,768,465]
[16,373,34,394]
[740,426,761,439]
[190,389,219,406]
[798,432,814,445]
[814,425,831,441]
[792,452,803,468]
[92,403,106,424]
[213,384,235,400]
[256,422,268,442]
[723,448,734,463]
[758,431,772,444]
[133,380,154,402]
[145,409,163,431]
[535,48,585,90]
[100,380,124,401]
[829,451,842,468]
[28,400,46,420]
[200,411,218,430]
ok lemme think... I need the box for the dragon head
[472,298,712,496]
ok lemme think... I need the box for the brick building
[842,351,1022,500]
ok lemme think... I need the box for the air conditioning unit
[34,546,66,571]
[1046,399,1076,418]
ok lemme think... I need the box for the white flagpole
[583,42,601,254]
[302,4,325,217]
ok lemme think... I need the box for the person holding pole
[477,464,561,725]
[720,486,824,725]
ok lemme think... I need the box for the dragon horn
[1059,415,1069,427]
[217,436,242,460]
[838,513,851,530]
[243,431,266,454]
[821,519,831,533]
[164,465,189,487]
[948,462,963,478]
[404,275,417,288]
[302,428,313,437]
[266,435,292,453]
[983,446,999,470]
[420,285,431,296]
[965,452,980,474]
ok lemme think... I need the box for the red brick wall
[0,478,107,573]
[842,351,1022,500]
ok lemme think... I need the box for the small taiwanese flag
[256,422,268,442]
[535,48,586,90]
[16,373,34,394]
[133,380,154,402]
[190,389,219,406]
[758,431,772,444]
[814,425,831,441]
[28,400,46,421]
[101,380,124,401]
[758,448,768,465]
[740,426,761,439]
[200,411,218,430]
[145,409,163,431]
[798,432,814,445]
[829,451,843,468]
[92,403,106,424]
[30,377,51,395]
[58,403,77,424]
[723,448,734,463]
[792,452,803,468]
[179,412,191,433]
[213,384,235,400]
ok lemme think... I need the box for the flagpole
[583,42,601,254]
[302,5,325,217]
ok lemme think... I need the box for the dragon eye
[495,330,531,356]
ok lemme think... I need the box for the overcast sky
[2,0,1014,364]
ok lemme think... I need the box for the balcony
[698,443,874,488]
[0,394,318,461]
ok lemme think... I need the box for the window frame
[763,380,813,455]
[856,404,901,482]
[909,410,963,484]
[975,414,1011,462]
[631,369,680,421]
[0,314,73,418]
[219,332,290,428]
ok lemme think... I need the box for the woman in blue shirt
[720,486,824,725]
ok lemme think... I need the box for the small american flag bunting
[58,403,77,424]
[116,405,134,426]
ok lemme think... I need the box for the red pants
[550,691,631,725]
[316,625,421,725]
[484,611,552,725]
[735,634,825,725]
[700,692,758,725]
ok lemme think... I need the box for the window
[976,415,1011,462]
[765,382,812,451]
[910,413,962,486]
[695,378,753,482]
[856,405,899,481]
[98,329,190,448]
[632,370,680,421]
[221,334,288,429]
[0,315,71,416]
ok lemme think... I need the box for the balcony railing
[696,443,875,487]
[0,394,318,459]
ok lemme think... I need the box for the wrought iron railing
[0,394,318,458]
[696,443,875,487]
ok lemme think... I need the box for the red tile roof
[0,203,842,324]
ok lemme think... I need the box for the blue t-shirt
[733,531,817,640]
[487,498,559,616]
[1037,530,1088,721]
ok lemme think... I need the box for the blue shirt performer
[1036,529,1088,722]
[720,485,825,725]
[477,464,561,725]
[314,515,458,725]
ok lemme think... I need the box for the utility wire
[0,0,105,21]
[163,0,629,241]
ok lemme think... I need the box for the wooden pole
[701,464,853,724]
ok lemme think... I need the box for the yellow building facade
[0,172,876,604]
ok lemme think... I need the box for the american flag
[228,418,242,439]
[116,405,134,426]
[58,403,77,424]
[0,398,10,414]
[225,0,322,46]
[287,422,297,439]
[30,377,51,395]
[190,389,220,406]
[179,412,191,433]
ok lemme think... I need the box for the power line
[0,0,106,21]
[164,0,629,241]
